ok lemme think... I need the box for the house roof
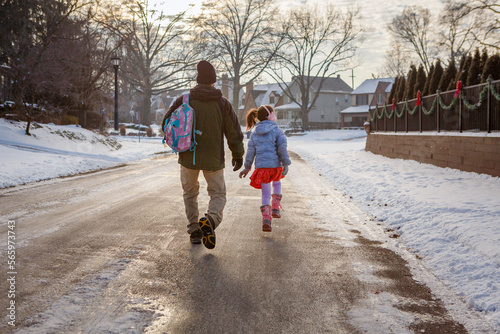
[247,83,287,107]
[295,76,353,93]
[274,102,302,111]
[163,89,190,108]
[340,105,369,114]
[253,83,284,93]
[352,78,394,95]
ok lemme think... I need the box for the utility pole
[350,69,355,89]
[112,55,121,131]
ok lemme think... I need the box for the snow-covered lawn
[0,119,166,188]
[287,130,500,331]
[1,118,499,331]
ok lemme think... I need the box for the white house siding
[308,92,352,126]
[268,76,353,129]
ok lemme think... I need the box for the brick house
[341,78,394,128]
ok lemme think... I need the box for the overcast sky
[150,0,445,89]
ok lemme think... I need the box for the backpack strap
[191,107,198,165]
[184,92,200,165]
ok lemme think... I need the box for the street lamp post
[112,55,121,131]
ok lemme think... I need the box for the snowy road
[0,151,490,333]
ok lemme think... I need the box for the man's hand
[239,167,251,178]
[232,158,243,171]
[282,165,289,176]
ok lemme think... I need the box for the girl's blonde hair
[245,105,274,131]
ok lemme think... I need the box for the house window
[357,95,368,105]
[321,111,325,119]
[345,94,349,102]
[270,96,275,104]
[335,97,339,105]
[377,93,383,105]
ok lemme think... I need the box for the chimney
[246,80,253,94]
[246,81,254,107]
[221,74,229,99]
[337,74,340,79]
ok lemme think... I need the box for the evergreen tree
[429,59,444,94]
[467,48,482,86]
[440,61,457,91]
[423,63,435,96]
[480,48,489,82]
[482,53,500,81]
[430,60,443,93]
[414,64,426,97]
[456,54,471,85]
[397,76,406,102]
[404,65,417,99]
[388,76,399,103]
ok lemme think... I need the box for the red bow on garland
[454,81,462,98]
[416,90,422,106]
[392,98,395,111]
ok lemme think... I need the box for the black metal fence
[369,78,500,133]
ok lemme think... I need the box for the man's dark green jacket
[162,84,244,171]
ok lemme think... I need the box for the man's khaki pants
[180,165,226,234]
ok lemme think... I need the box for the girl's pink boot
[260,205,272,232]
[271,194,282,218]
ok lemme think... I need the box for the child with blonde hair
[239,105,291,232]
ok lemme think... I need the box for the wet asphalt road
[0,151,475,333]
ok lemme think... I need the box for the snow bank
[0,119,166,188]
[287,129,500,329]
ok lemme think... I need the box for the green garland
[386,105,394,119]
[422,97,437,115]
[370,77,500,122]
[437,92,459,111]
[369,107,376,121]
[378,106,385,119]
[490,79,500,101]
[404,101,419,116]
[395,103,405,118]
[461,84,489,110]
[370,106,387,121]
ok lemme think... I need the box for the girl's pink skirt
[249,167,284,189]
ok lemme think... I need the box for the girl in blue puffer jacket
[239,105,291,232]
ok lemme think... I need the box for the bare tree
[196,0,285,113]
[387,5,437,74]
[103,0,196,125]
[382,39,413,78]
[466,0,500,50]
[267,5,362,130]
[58,2,125,128]
[438,0,479,65]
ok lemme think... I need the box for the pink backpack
[163,94,201,163]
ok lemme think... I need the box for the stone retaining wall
[365,133,500,177]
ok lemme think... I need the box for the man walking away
[162,60,244,249]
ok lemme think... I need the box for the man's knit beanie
[196,60,217,85]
